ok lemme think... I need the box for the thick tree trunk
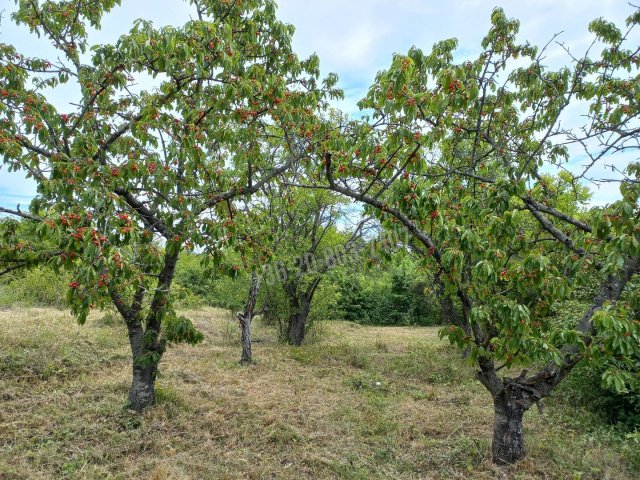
[283,282,304,346]
[284,275,320,346]
[108,243,181,412]
[286,295,310,346]
[287,310,307,346]
[491,393,527,465]
[239,273,261,365]
[477,359,531,466]
[126,320,158,411]
[129,362,157,411]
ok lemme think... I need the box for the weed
[220,310,240,346]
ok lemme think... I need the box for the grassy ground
[0,307,637,479]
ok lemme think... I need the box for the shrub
[336,265,439,326]
[174,253,250,310]
[559,363,640,430]
[555,296,640,430]
[0,267,69,308]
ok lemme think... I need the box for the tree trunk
[239,273,261,365]
[284,274,321,346]
[109,249,179,412]
[239,315,253,364]
[126,319,158,412]
[287,312,305,346]
[287,298,310,346]
[129,362,157,411]
[477,358,531,466]
[491,393,527,465]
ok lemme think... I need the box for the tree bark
[477,358,533,465]
[238,272,261,364]
[126,318,157,411]
[239,314,253,365]
[129,362,157,411]
[112,248,180,412]
[287,311,306,346]
[286,296,310,346]
[491,392,527,465]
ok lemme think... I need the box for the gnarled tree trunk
[477,359,535,466]
[283,275,320,346]
[491,391,528,464]
[287,303,310,346]
[238,272,261,364]
[129,362,158,411]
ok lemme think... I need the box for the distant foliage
[173,253,250,311]
[257,279,339,341]
[336,261,439,326]
[0,267,69,308]
[307,281,340,327]
[173,251,440,328]
[561,364,640,430]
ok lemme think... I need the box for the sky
[0,0,636,209]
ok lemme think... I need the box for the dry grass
[0,307,637,479]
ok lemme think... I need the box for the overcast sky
[0,0,636,208]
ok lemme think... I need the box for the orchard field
[0,307,637,479]
[2,0,640,476]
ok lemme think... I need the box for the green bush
[559,363,640,430]
[0,267,69,308]
[336,264,439,326]
[173,252,441,328]
[174,253,250,310]
[555,296,640,430]
[308,280,340,324]
[259,280,289,327]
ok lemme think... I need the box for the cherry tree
[312,8,640,463]
[0,0,338,410]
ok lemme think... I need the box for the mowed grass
[0,308,638,479]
